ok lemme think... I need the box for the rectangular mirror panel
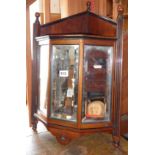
[50,45,79,122]
[82,45,113,123]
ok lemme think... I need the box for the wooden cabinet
[31,4,124,147]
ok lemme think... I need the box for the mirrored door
[50,45,79,122]
[82,45,113,123]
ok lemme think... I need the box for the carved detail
[35,12,40,21]
[112,136,120,148]
[34,12,41,36]
[113,140,120,148]
[87,1,91,12]
[117,4,124,15]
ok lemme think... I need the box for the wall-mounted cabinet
[31,5,124,146]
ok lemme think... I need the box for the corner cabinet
[31,3,124,147]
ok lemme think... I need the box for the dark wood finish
[47,123,113,145]
[120,114,128,135]
[40,11,117,37]
[112,0,128,135]
[31,12,41,130]
[121,31,128,115]
[120,29,128,136]
[87,1,91,12]
[112,4,124,147]
[31,3,124,147]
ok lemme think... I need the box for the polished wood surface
[31,12,41,129]
[111,0,128,134]
[112,4,124,147]
[121,31,128,115]
[121,115,128,134]
[40,11,116,37]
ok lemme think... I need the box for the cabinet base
[47,127,80,145]
[47,125,115,146]
[33,113,120,147]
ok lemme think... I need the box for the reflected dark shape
[82,45,113,122]
[50,45,79,122]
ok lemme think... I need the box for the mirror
[50,45,79,122]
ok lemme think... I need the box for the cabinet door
[50,45,79,122]
[82,45,113,123]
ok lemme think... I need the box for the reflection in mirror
[39,45,49,114]
[82,45,113,123]
[50,45,79,122]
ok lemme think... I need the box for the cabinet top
[35,11,117,38]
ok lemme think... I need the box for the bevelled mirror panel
[82,45,113,123]
[50,45,79,122]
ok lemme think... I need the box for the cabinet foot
[112,136,120,148]
[113,140,120,147]
[32,120,38,131]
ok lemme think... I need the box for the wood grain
[26,6,32,126]
[42,0,51,23]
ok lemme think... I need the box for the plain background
[0,0,155,154]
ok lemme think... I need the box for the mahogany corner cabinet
[30,3,124,147]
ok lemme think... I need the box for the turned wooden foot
[113,140,120,147]
[112,136,120,148]
[32,120,38,131]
